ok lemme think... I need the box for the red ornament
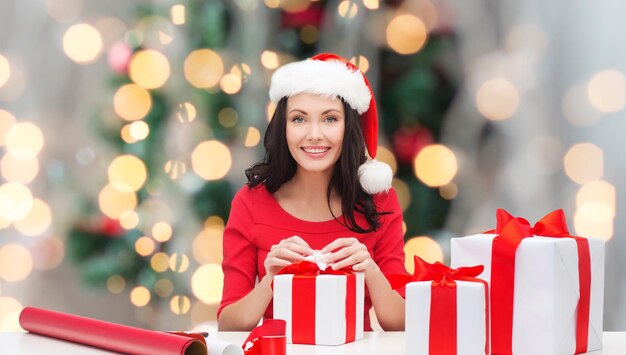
[392,126,434,164]
[99,216,124,237]
[280,4,324,28]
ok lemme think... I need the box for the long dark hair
[245,97,386,233]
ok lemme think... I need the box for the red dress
[217,184,406,331]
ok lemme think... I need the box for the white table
[1,331,624,354]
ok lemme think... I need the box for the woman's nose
[306,122,323,140]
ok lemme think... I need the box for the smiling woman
[217,53,406,333]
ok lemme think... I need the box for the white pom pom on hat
[269,53,393,194]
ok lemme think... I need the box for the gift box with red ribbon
[388,255,489,355]
[451,209,605,355]
[273,261,364,345]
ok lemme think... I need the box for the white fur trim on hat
[358,159,393,194]
[269,59,371,114]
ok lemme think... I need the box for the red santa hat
[269,53,393,194]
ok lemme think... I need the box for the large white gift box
[273,272,364,345]
[406,280,487,355]
[451,233,605,354]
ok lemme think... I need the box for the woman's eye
[324,116,337,123]
[292,117,304,123]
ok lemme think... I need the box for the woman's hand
[321,237,377,274]
[264,236,313,278]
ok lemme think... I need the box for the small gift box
[273,260,364,345]
[451,209,605,355]
[389,255,489,355]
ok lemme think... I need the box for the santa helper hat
[269,53,393,195]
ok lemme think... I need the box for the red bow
[389,256,489,355]
[276,260,354,276]
[489,209,591,354]
[242,319,286,355]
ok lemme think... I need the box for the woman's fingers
[320,237,356,254]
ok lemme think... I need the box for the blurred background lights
[349,55,370,73]
[129,121,150,140]
[261,50,279,69]
[5,122,44,159]
[170,295,191,315]
[176,102,197,123]
[587,69,626,113]
[184,49,224,88]
[363,0,379,10]
[576,180,615,222]
[108,155,147,192]
[392,178,411,212]
[0,110,16,144]
[264,0,280,9]
[218,108,238,128]
[376,146,398,175]
[169,253,189,273]
[119,209,140,229]
[14,199,52,236]
[150,252,170,272]
[220,73,242,94]
[266,102,276,122]
[171,5,186,25]
[62,23,103,64]
[0,244,33,282]
[386,14,428,55]
[191,264,223,304]
[1,154,39,184]
[0,297,23,331]
[45,0,83,23]
[121,125,138,144]
[0,54,9,88]
[155,279,174,297]
[113,84,152,121]
[476,78,520,120]
[135,236,155,256]
[191,140,232,180]
[403,236,443,273]
[414,144,458,187]
[129,49,170,89]
[130,286,151,307]
[107,275,126,294]
[338,0,358,18]
[563,143,603,184]
[0,183,34,221]
[164,160,186,180]
[439,182,458,200]
[98,184,137,219]
[244,127,261,147]
[192,227,223,265]
[152,222,172,242]
[279,0,310,13]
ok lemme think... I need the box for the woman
[217,53,406,331]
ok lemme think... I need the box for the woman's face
[285,93,345,175]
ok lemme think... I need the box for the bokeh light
[300,25,319,44]
[170,295,191,315]
[376,146,397,175]
[574,210,613,241]
[184,49,224,88]
[155,279,174,297]
[108,155,147,192]
[171,5,186,25]
[151,252,170,272]
[130,286,151,307]
[439,182,458,200]
[244,127,261,147]
[45,0,83,23]
[191,140,232,180]
[563,143,603,184]
[392,178,411,212]
[119,210,139,230]
[363,0,379,10]
[113,84,152,121]
[192,264,223,304]
[587,69,626,113]
[0,297,23,331]
[98,184,137,219]
[349,55,370,73]
[576,180,615,223]
[129,121,150,140]
[192,227,223,265]
[5,122,44,159]
[338,0,358,18]
[14,199,52,236]
[1,154,39,184]
[0,54,9,88]
[107,275,126,294]
[267,101,276,122]
[264,0,280,8]
[135,236,156,256]
[62,23,103,64]
[403,236,443,273]
[261,50,279,69]
[476,78,520,120]
[152,222,172,242]
[0,183,33,221]
[414,144,458,187]
[164,160,186,180]
[169,253,190,273]
[220,73,242,94]
[0,244,33,282]
[176,102,197,123]
[386,15,428,55]
[218,108,238,128]
[280,0,310,13]
[0,110,16,145]
[129,49,170,89]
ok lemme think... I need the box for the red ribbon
[242,319,286,355]
[388,256,489,355]
[488,209,591,354]
[276,261,357,344]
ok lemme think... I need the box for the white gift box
[406,280,487,355]
[451,234,605,355]
[273,273,364,345]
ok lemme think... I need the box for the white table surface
[1,331,624,354]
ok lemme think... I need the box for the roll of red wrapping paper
[19,307,207,355]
